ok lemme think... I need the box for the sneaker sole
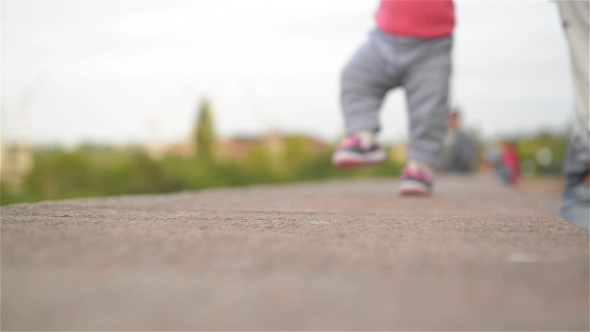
[332,150,386,169]
[399,180,431,196]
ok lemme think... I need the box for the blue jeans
[561,134,590,231]
[562,184,589,231]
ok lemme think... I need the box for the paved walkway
[2,176,588,330]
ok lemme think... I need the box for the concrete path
[2,176,588,330]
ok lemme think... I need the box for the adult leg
[561,135,590,230]
[558,1,590,230]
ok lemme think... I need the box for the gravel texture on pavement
[2,176,589,330]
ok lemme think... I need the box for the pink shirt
[375,0,455,38]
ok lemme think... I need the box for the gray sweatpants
[341,29,453,167]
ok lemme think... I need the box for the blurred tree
[194,99,216,158]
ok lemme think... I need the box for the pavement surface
[2,176,589,330]
[516,176,565,215]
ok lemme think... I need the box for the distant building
[299,136,332,154]
[215,137,260,159]
[214,134,330,160]
[164,130,330,160]
[168,142,195,158]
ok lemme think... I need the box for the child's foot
[399,162,434,196]
[332,135,386,169]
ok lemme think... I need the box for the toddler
[332,0,455,195]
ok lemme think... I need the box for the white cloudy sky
[1,0,575,146]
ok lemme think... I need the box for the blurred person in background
[483,141,520,186]
[499,140,520,186]
[331,0,454,196]
[557,1,589,231]
[439,109,477,174]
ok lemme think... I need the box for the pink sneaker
[399,164,434,196]
[332,135,386,169]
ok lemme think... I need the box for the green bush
[1,142,402,206]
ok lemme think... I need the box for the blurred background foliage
[1,99,569,206]
[1,99,403,206]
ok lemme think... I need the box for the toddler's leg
[341,32,398,137]
[403,37,453,168]
[333,31,399,169]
